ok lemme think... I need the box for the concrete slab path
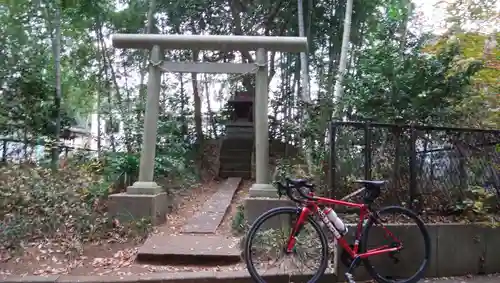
[423,275,500,283]
[0,272,497,283]
[137,234,241,264]
[136,177,242,265]
[181,177,241,234]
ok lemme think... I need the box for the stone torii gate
[108,34,308,225]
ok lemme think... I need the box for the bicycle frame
[286,194,403,260]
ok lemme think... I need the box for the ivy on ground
[0,164,151,254]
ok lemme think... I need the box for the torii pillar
[107,34,308,225]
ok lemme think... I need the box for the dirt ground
[0,179,249,277]
[2,178,495,277]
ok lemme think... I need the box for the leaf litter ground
[0,180,251,277]
[2,176,496,278]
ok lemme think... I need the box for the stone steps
[219,155,252,162]
[220,162,252,172]
[137,235,241,264]
[219,137,253,179]
[136,177,243,265]
[219,138,254,150]
[220,170,251,179]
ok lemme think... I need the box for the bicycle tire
[243,206,329,283]
[360,206,431,283]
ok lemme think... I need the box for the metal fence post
[364,121,372,180]
[2,140,6,163]
[409,125,417,210]
[329,122,338,198]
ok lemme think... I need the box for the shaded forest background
[0,0,499,251]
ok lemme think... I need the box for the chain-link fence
[0,138,97,165]
[328,121,500,211]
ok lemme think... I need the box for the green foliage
[0,165,150,252]
[0,0,497,233]
[273,158,297,181]
[450,186,498,224]
[0,69,76,136]
[231,205,247,235]
[344,33,483,125]
[424,32,500,128]
[98,114,199,188]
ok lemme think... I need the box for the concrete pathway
[136,177,242,264]
[421,275,500,283]
[137,234,241,264]
[182,177,241,233]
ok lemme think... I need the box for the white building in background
[68,112,127,152]
[0,111,129,162]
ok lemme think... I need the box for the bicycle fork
[286,207,362,283]
[285,207,309,253]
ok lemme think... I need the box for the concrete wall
[338,223,500,280]
[243,199,500,280]
[244,198,294,226]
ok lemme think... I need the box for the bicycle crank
[344,256,361,283]
[345,272,356,283]
[388,242,402,264]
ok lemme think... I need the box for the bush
[231,205,247,235]
[92,151,198,192]
[0,164,149,252]
[449,186,498,223]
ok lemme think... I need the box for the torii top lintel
[111,34,308,53]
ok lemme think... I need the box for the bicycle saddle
[353,180,386,188]
[287,178,313,187]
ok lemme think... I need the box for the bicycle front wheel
[360,206,431,283]
[243,206,329,283]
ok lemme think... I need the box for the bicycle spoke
[361,206,431,283]
[247,210,326,280]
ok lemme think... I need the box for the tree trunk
[398,0,412,52]
[96,89,102,156]
[50,0,62,170]
[191,50,204,147]
[297,0,310,103]
[98,30,131,152]
[136,0,157,121]
[179,73,188,137]
[94,21,117,152]
[297,0,314,173]
[203,73,217,139]
[332,0,354,114]
[106,92,117,152]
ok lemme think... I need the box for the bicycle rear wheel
[360,206,431,283]
[243,206,329,283]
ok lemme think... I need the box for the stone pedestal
[126,181,162,194]
[108,181,170,225]
[248,183,275,198]
[245,182,292,225]
[244,197,294,225]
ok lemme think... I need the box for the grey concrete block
[215,270,337,283]
[126,181,163,194]
[481,226,500,274]
[436,223,487,277]
[108,192,169,225]
[337,224,437,281]
[0,275,59,283]
[248,183,276,198]
[244,197,294,227]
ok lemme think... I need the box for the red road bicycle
[243,177,431,283]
